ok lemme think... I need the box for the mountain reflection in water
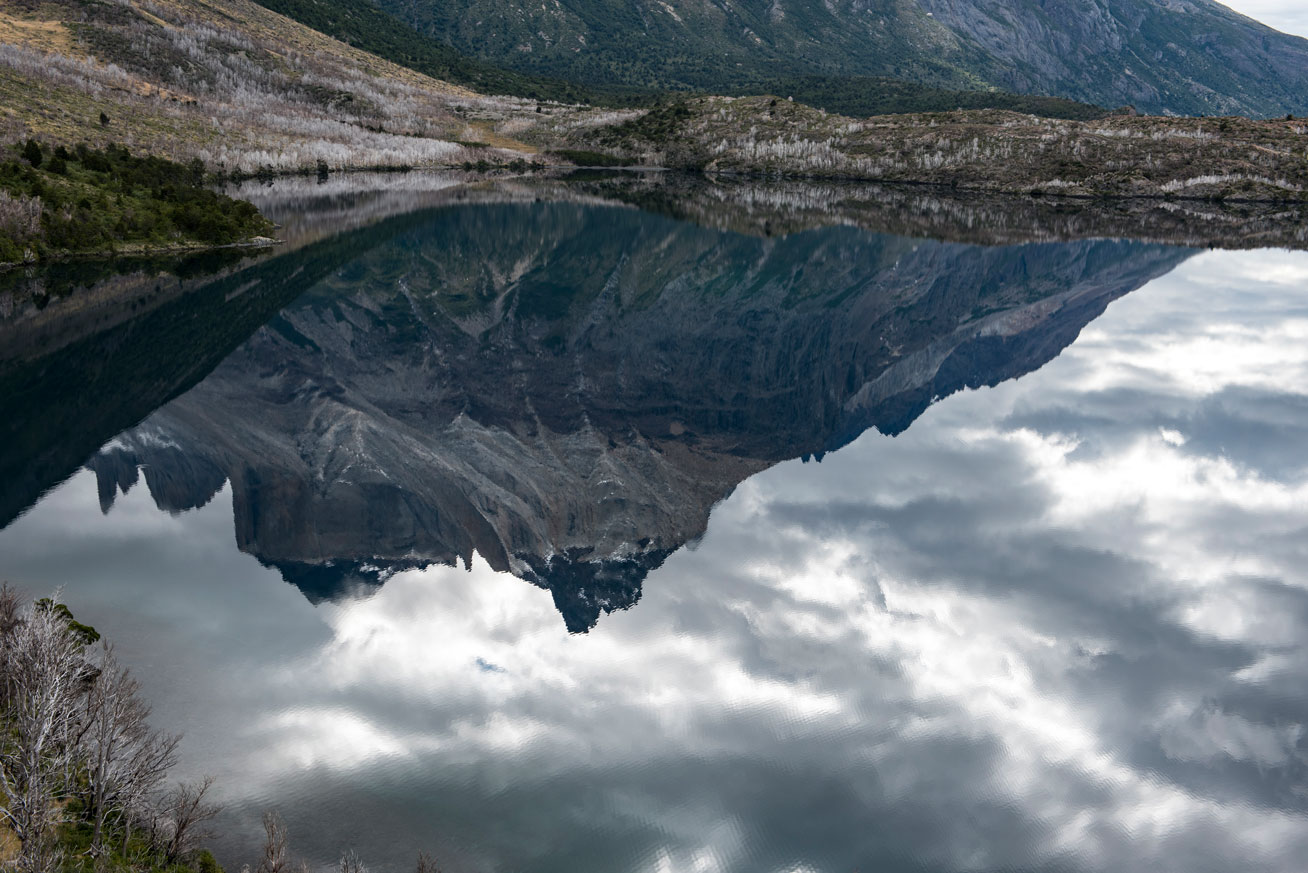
[73,201,1187,630]
[2,182,1307,873]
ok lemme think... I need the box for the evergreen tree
[20,140,41,169]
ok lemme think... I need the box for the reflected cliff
[62,200,1193,629]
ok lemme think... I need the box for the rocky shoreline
[563,98,1308,202]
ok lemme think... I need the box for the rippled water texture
[1,182,1305,873]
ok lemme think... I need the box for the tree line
[0,141,273,264]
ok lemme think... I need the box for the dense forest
[251,0,648,106]
[0,143,272,264]
[363,0,1308,118]
[250,0,1109,121]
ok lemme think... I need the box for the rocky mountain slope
[79,197,1191,630]
[0,0,622,173]
[5,1,1308,196]
[377,0,1308,117]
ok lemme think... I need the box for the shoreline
[8,167,1308,277]
[0,236,282,272]
[229,156,1308,207]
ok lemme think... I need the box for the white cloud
[1220,1,1308,38]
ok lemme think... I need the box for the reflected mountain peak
[5,183,1200,630]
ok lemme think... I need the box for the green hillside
[251,0,647,105]
[0,141,271,264]
[365,0,1308,117]
[251,0,1108,120]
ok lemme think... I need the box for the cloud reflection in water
[2,250,1307,872]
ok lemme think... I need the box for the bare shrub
[257,810,290,873]
[79,643,182,860]
[0,595,94,873]
[155,775,222,863]
[0,190,42,243]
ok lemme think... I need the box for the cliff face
[88,201,1191,629]
[377,0,1308,116]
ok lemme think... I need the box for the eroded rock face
[89,201,1192,629]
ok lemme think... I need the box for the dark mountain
[251,0,1109,119]
[0,198,494,530]
[78,199,1191,630]
[372,0,1308,117]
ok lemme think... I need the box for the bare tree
[0,583,20,639]
[257,810,290,873]
[157,775,222,863]
[0,597,93,873]
[79,643,181,864]
[339,849,368,873]
[415,851,440,873]
[0,583,21,714]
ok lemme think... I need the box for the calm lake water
[1,177,1306,873]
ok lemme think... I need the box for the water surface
[0,181,1305,873]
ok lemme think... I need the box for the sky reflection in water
[1,250,1307,873]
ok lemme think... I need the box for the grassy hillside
[0,0,626,173]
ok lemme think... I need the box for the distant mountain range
[356,0,1308,117]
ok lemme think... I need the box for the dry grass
[0,7,74,55]
[0,0,619,171]
[0,819,18,866]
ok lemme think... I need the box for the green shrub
[22,139,42,168]
[549,149,635,167]
[0,142,273,263]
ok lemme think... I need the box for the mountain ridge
[373,0,1308,117]
[250,0,1114,119]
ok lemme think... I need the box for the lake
[1,174,1305,873]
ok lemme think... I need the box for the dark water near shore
[1,178,1306,873]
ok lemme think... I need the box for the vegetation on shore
[0,584,224,873]
[0,584,438,873]
[732,76,1112,122]
[0,141,272,265]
